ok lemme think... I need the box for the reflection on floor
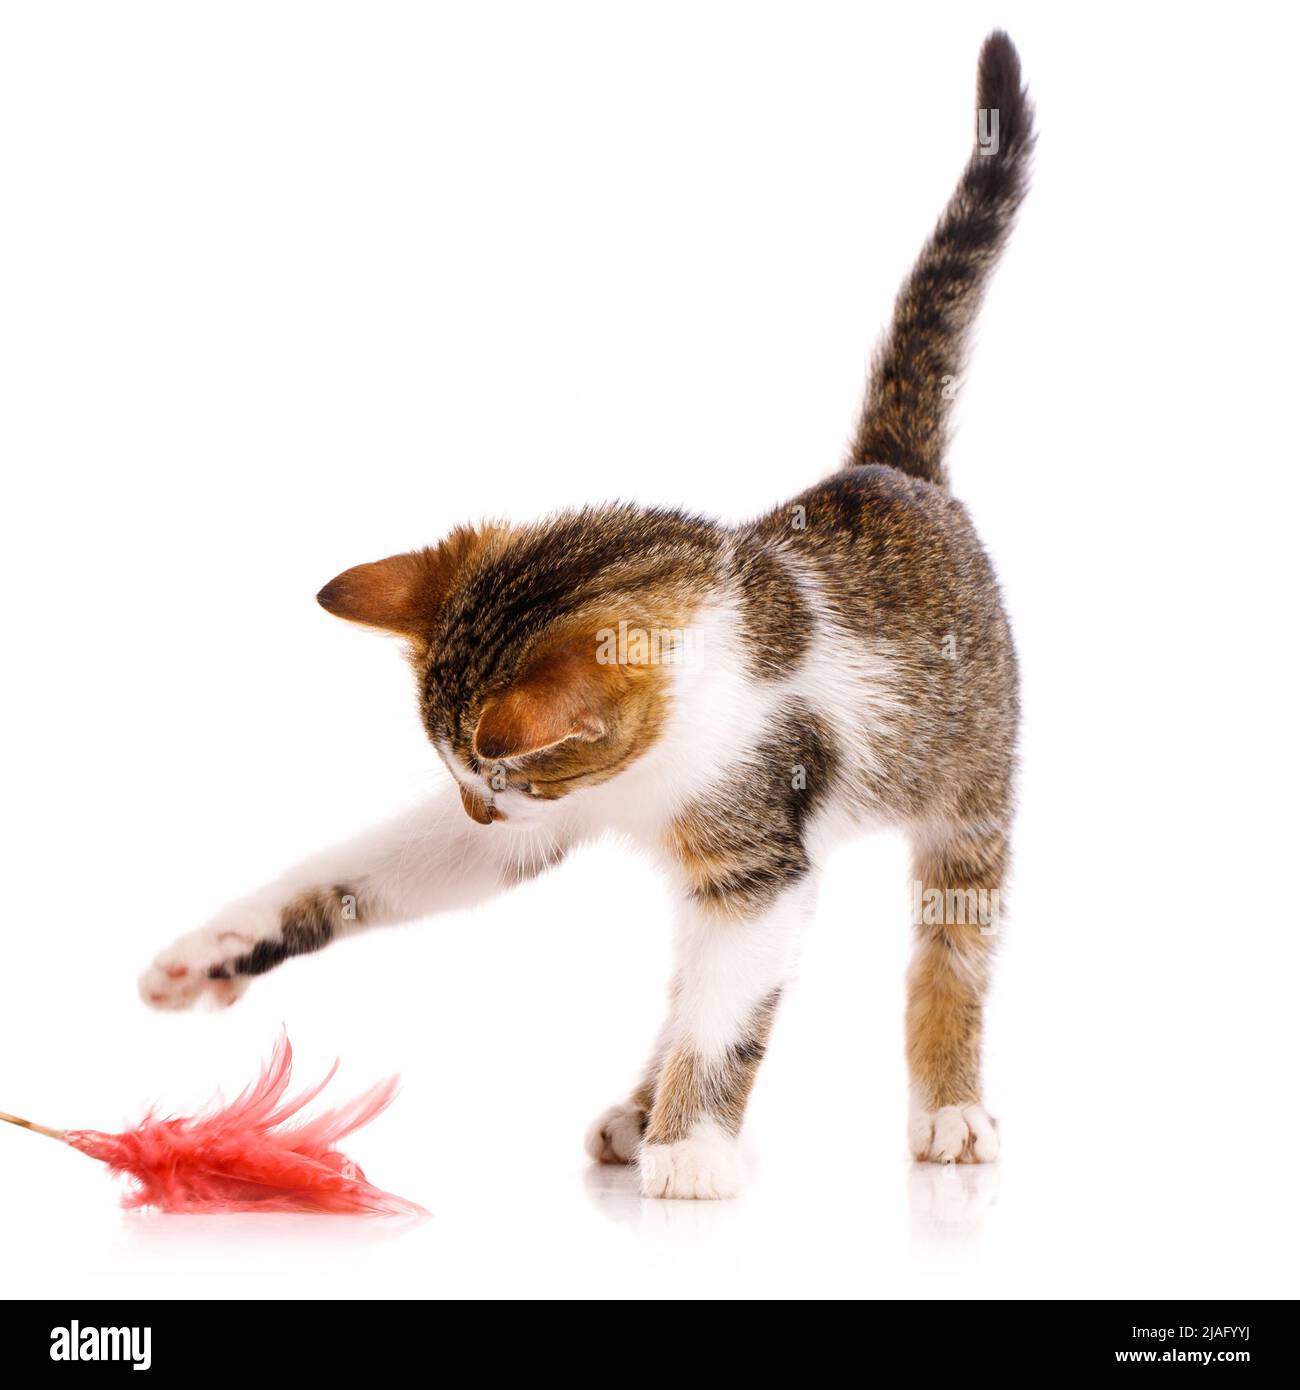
[582,1155,999,1243]
[907,1161,999,1240]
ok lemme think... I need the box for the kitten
[141,32,1032,1198]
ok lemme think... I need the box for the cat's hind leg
[905,812,1007,1163]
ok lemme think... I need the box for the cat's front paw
[909,1103,999,1164]
[584,1101,646,1164]
[138,903,277,1010]
[638,1121,744,1199]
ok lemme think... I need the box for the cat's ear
[473,642,613,761]
[317,527,488,636]
[316,549,440,635]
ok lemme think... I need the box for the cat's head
[317,508,720,823]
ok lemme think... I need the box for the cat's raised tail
[849,30,1035,489]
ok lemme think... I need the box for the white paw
[138,901,278,1011]
[638,1121,744,1200]
[585,1102,646,1165]
[909,1103,999,1164]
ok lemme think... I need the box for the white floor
[4,797,1296,1301]
[3,763,1293,1301]
[7,1122,1285,1301]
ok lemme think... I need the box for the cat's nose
[458,783,504,824]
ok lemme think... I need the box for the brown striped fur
[314,35,1029,1163]
[643,990,783,1144]
[211,885,360,980]
[162,32,1034,1182]
[850,31,1034,487]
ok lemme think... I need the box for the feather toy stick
[0,1032,425,1215]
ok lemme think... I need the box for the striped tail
[849,30,1035,488]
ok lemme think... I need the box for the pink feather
[53,1033,426,1215]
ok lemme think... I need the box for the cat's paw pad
[139,927,256,1010]
[909,1103,999,1164]
[638,1122,744,1199]
[584,1102,646,1164]
[138,905,275,1010]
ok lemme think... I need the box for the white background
[2,1,1296,1300]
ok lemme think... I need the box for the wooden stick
[0,1110,65,1141]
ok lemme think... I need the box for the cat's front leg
[584,1057,658,1164]
[140,784,570,1009]
[138,887,351,1010]
[631,882,811,1199]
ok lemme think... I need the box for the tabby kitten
[142,32,1033,1198]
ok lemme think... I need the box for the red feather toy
[0,1032,425,1215]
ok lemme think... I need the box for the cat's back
[752,465,1009,650]
[739,464,1017,817]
